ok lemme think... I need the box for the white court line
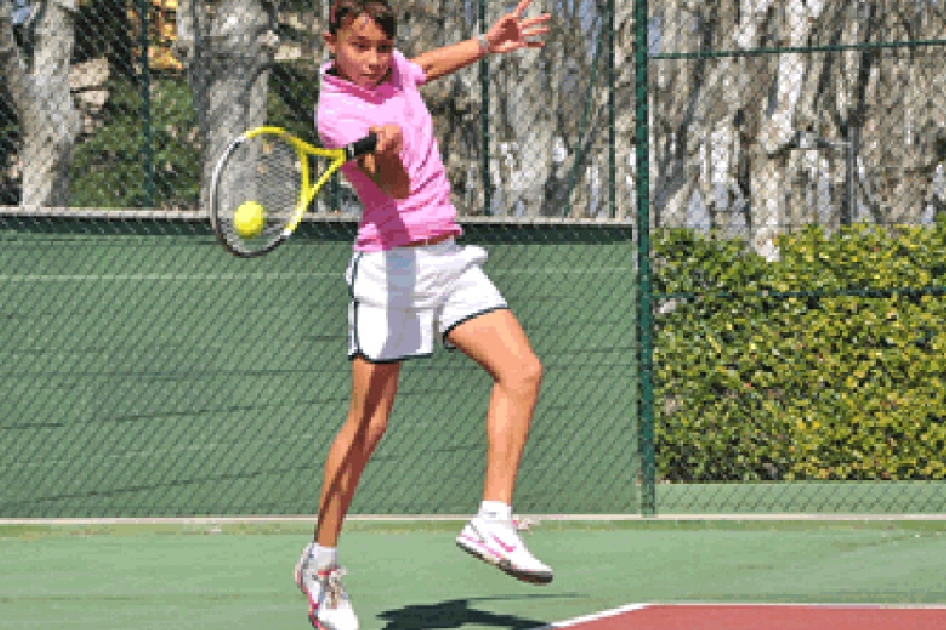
[0,207,632,226]
[0,268,629,282]
[0,273,334,282]
[357,513,946,522]
[529,603,650,629]
[2,513,946,526]
[491,267,630,275]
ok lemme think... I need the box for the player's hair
[329,0,397,39]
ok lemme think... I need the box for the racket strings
[215,134,304,253]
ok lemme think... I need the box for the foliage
[654,216,946,482]
[269,61,321,141]
[70,76,200,208]
[0,95,19,205]
[68,62,319,209]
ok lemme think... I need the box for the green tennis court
[3,519,946,629]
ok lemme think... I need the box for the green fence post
[635,0,655,517]
[139,0,155,207]
[608,0,616,218]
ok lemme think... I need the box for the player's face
[327,14,394,89]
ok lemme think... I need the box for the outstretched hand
[484,0,551,55]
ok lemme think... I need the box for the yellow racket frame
[244,126,349,237]
[211,126,376,257]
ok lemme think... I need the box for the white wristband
[476,33,490,56]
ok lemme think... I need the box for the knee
[502,353,543,394]
[525,355,544,388]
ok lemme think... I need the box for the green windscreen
[0,212,637,517]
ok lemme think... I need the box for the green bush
[68,66,319,209]
[654,215,946,482]
[70,77,200,208]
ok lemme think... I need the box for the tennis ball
[234,201,266,238]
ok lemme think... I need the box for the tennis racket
[209,126,377,257]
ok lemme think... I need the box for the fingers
[488,4,549,55]
[513,0,532,19]
[521,14,551,28]
[523,25,551,39]
[369,125,403,156]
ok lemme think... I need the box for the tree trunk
[496,26,558,217]
[860,0,946,225]
[0,0,78,208]
[612,2,635,220]
[396,0,481,216]
[174,0,277,211]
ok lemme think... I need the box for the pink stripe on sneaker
[491,535,516,554]
[460,534,498,558]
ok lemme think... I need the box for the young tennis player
[294,2,552,628]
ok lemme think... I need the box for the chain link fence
[0,0,636,518]
[642,0,946,514]
[1,0,626,217]
[1,1,944,518]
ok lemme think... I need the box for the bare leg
[446,309,543,505]
[315,357,400,547]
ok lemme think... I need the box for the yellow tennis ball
[234,201,266,238]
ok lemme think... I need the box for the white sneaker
[294,545,359,630]
[456,516,553,584]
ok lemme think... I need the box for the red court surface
[542,603,946,630]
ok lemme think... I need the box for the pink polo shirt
[317,50,462,252]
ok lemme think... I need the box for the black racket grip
[346,133,378,160]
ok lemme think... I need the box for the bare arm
[412,38,488,83]
[411,0,550,83]
[358,125,411,200]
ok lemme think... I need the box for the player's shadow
[377,594,585,630]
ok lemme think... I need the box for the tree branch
[0,1,28,113]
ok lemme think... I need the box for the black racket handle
[346,133,378,160]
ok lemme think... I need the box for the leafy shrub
[654,215,946,481]
[69,66,318,209]
[70,77,200,208]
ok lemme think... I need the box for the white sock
[478,500,512,522]
[311,545,337,570]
